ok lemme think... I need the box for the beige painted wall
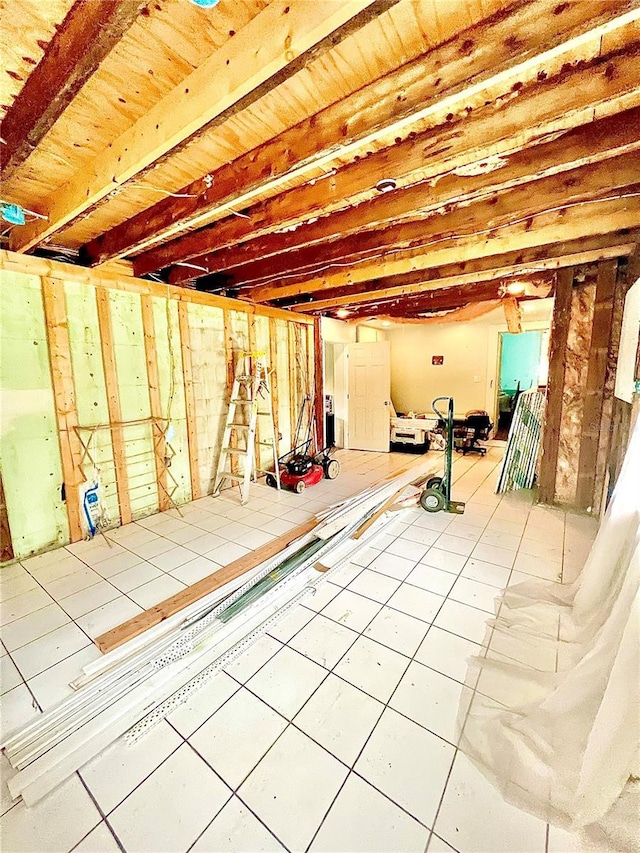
[388,300,553,420]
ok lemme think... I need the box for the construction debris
[495,389,545,493]
[1,461,436,807]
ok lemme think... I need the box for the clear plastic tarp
[458,419,640,852]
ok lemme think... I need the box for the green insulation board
[0,271,69,558]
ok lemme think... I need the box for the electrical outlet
[473,375,481,383]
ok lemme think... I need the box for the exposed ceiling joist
[336,275,554,319]
[9,0,386,253]
[373,300,506,325]
[293,251,630,317]
[86,0,639,269]
[280,236,635,312]
[234,157,640,302]
[160,101,640,284]
[248,198,639,303]
[503,296,524,332]
[0,0,147,181]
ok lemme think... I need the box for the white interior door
[347,341,391,452]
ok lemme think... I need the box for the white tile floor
[0,447,598,853]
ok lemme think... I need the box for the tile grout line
[2,449,520,851]
[303,451,509,850]
[74,772,127,853]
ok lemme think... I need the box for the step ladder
[213,350,280,505]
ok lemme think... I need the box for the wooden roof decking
[1,0,639,321]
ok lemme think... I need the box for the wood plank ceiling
[1,0,639,323]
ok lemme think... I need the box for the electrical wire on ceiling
[175,261,212,273]
[0,200,48,226]
[239,190,640,289]
[109,183,198,199]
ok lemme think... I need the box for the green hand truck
[420,396,466,515]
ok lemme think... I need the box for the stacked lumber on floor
[1,462,433,807]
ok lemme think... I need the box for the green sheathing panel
[188,302,227,495]
[64,280,120,525]
[151,297,190,505]
[0,271,69,557]
[0,262,310,555]
[109,290,157,519]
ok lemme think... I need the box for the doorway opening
[496,330,549,439]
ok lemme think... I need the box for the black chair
[452,410,493,456]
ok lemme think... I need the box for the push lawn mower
[266,395,340,493]
[419,396,466,515]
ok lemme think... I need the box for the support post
[95,288,132,525]
[140,295,170,511]
[269,318,281,456]
[313,318,325,450]
[576,260,618,510]
[223,309,239,477]
[539,268,573,504]
[41,277,84,540]
[288,323,298,445]
[177,301,200,501]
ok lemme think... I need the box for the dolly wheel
[295,480,306,494]
[425,476,443,491]
[324,459,341,480]
[420,488,446,513]
[265,474,277,488]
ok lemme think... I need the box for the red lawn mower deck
[266,452,340,493]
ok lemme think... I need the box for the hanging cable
[245,190,640,289]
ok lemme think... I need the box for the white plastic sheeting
[458,419,640,852]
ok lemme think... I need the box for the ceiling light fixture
[336,308,350,318]
[506,281,526,296]
[376,178,397,193]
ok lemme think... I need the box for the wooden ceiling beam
[254,199,639,306]
[235,156,640,302]
[0,0,147,181]
[9,0,385,253]
[297,252,610,316]
[325,276,554,320]
[375,299,507,325]
[85,0,638,267]
[503,296,524,332]
[300,278,555,320]
[277,236,626,310]
[139,99,640,278]
[376,292,547,322]
[165,35,640,288]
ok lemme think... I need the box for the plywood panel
[47,0,503,247]
[0,271,69,557]
[0,0,76,118]
[3,0,263,208]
